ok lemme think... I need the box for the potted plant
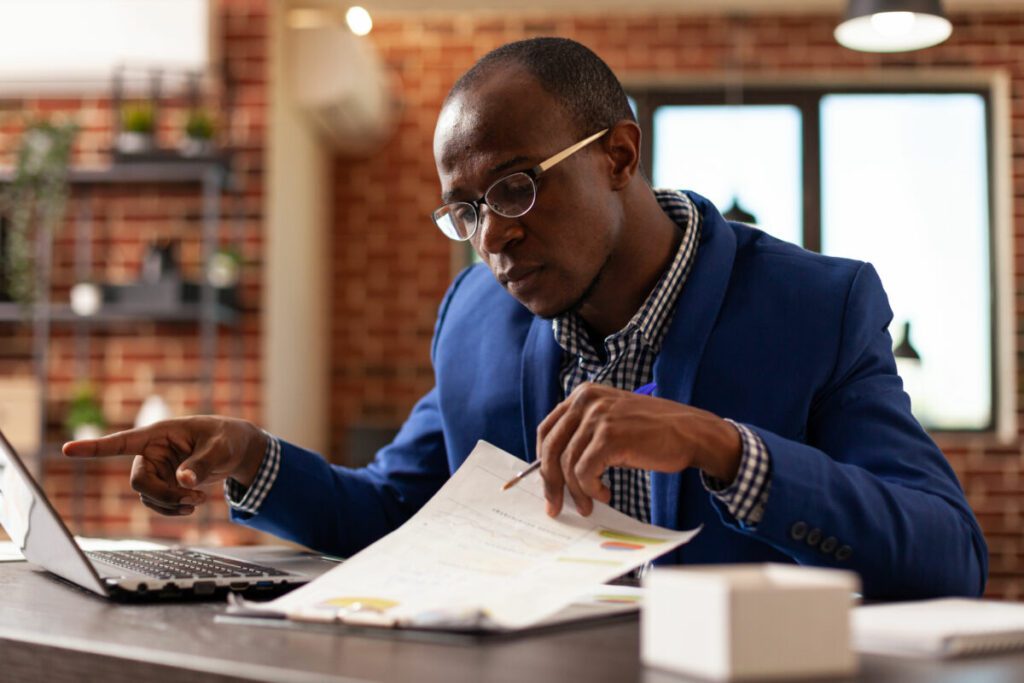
[64,383,106,441]
[0,120,76,312]
[180,108,215,157]
[206,244,242,288]
[117,102,156,154]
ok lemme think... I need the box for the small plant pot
[179,136,214,157]
[116,131,155,154]
[207,250,241,288]
[72,423,104,441]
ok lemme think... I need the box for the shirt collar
[552,189,702,360]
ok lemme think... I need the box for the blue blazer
[234,192,988,599]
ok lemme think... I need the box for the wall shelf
[0,156,230,186]
[0,301,240,325]
[0,155,240,489]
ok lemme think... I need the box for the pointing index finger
[63,426,163,459]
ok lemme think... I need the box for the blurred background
[0,0,1021,597]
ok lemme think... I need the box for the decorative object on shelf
[100,238,238,314]
[206,245,242,288]
[141,240,181,283]
[135,394,171,429]
[69,281,103,317]
[64,383,106,441]
[835,0,952,53]
[0,120,77,313]
[118,239,184,308]
[111,239,187,309]
[180,108,216,157]
[116,102,157,154]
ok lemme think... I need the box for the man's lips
[498,265,542,286]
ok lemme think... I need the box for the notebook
[853,598,1024,658]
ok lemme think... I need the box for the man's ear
[604,120,642,191]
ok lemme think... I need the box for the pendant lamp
[893,321,921,361]
[723,198,757,225]
[835,0,952,53]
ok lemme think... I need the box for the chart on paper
[259,440,700,630]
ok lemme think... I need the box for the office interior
[0,0,1021,606]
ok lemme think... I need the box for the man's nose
[476,206,524,255]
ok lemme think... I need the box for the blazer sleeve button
[836,545,853,561]
[820,536,838,554]
[790,521,808,540]
[806,528,823,547]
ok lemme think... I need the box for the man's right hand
[62,416,268,516]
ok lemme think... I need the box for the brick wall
[0,0,267,545]
[331,11,1024,598]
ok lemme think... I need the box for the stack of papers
[229,440,700,632]
[854,598,1024,658]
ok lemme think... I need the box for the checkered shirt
[224,431,280,514]
[552,189,771,525]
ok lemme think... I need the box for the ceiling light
[345,6,372,36]
[835,0,952,53]
[287,6,373,35]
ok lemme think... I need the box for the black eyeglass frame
[432,128,609,241]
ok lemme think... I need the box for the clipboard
[215,584,643,644]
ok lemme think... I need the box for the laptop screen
[0,430,108,595]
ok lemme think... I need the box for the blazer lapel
[520,315,563,464]
[651,194,737,529]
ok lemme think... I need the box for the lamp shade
[723,198,757,225]
[893,321,921,361]
[835,0,952,53]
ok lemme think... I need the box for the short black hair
[447,37,636,138]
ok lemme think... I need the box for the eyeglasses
[432,128,609,241]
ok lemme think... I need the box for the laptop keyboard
[86,549,293,580]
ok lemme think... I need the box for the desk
[1,555,1023,683]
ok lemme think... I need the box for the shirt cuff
[701,420,772,526]
[223,432,281,515]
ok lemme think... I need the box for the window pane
[652,105,803,246]
[821,94,991,430]
[0,0,209,93]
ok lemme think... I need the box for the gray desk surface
[2,548,1024,683]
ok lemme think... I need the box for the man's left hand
[536,382,742,517]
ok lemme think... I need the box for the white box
[642,564,860,680]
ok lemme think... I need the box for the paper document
[854,598,1024,658]
[242,440,700,631]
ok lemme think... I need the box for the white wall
[0,0,210,94]
[262,1,330,452]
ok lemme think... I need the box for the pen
[501,382,658,491]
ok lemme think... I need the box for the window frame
[628,84,999,435]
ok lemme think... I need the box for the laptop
[0,427,321,601]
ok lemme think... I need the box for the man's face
[433,67,622,319]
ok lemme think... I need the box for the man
[65,38,987,599]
